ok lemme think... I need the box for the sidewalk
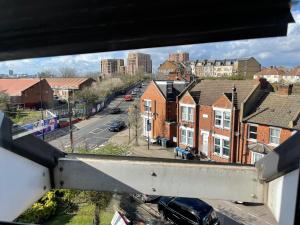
[108,128,175,159]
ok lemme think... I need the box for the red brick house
[140,80,189,145]
[241,85,300,164]
[157,60,192,81]
[0,78,53,108]
[177,79,272,163]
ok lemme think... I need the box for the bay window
[180,127,194,146]
[214,136,230,157]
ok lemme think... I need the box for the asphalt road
[48,95,137,151]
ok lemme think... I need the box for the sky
[0,4,300,75]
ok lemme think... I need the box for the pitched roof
[0,78,40,96]
[154,80,189,101]
[244,93,300,130]
[44,77,94,89]
[189,80,258,109]
[255,67,286,76]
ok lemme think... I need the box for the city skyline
[0,8,299,75]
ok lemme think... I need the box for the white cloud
[0,10,299,75]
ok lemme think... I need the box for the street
[48,95,134,151]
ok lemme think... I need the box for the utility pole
[147,108,150,150]
[39,76,45,141]
[68,91,74,153]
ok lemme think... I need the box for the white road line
[89,128,103,134]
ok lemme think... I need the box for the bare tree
[59,67,77,77]
[128,101,140,146]
[37,69,56,78]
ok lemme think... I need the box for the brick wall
[21,79,53,108]
[140,82,166,140]
[178,92,198,152]
[242,123,294,164]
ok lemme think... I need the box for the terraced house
[241,84,300,164]
[177,79,272,163]
[140,80,189,145]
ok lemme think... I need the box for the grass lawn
[11,109,43,125]
[45,204,114,225]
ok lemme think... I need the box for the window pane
[224,111,230,120]
[249,126,257,133]
[187,131,193,146]
[215,111,222,126]
[181,129,187,144]
[188,108,193,122]
[214,138,221,153]
[249,132,257,139]
[223,140,230,156]
[223,111,230,128]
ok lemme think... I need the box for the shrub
[17,191,57,224]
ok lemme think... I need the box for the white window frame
[248,124,258,141]
[213,135,230,158]
[269,127,281,146]
[213,107,231,130]
[144,99,151,112]
[251,151,264,164]
[181,106,194,122]
[180,126,194,147]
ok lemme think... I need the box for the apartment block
[127,52,152,75]
[169,52,189,63]
[194,57,261,78]
[101,59,125,76]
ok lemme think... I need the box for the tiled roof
[0,78,40,96]
[288,67,300,76]
[45,78,94,89]
[189,80,258,109]
[255,67,286,76]
[244,93,300,130]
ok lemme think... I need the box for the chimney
[277,84,293,95]
[231,85,238,108]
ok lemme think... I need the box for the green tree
[87,191,112,225]
[128,101,140,146]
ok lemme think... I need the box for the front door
[202,133,209,156]
[143,118,152,138]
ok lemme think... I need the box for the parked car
[124,94,133,101]
[158,197,220,225]
[109,107,121,114]
[142,82,147,87]
[133,87,140,92]
[108,120,126,132]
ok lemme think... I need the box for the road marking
[89,128,103,134]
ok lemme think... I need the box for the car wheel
[159,210,167,221]
[116,128,119,132]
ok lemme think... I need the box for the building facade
[177,79,272,163]
[254,67,300,84]
[169,52,189,63]
[0,78,53,108]
[140,80,188,145]
[194,57,261,78]
[241,85,300,164]
[45,77,95,100]
[127,52,152,75]
[101,59,125,76]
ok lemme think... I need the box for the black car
[109,107,121,114]
[158,197,220,225]
[108,120,126,132]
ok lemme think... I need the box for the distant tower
[9,70,13,76]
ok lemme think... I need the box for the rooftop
[244,93,300,130]
[44,77,94,90]
[189,80,259,109]
[0,79,41,96]
[155,80,189,101]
